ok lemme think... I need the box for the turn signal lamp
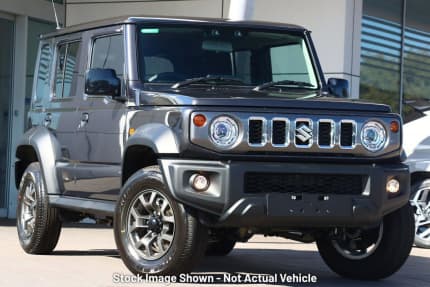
[193,114,207,127]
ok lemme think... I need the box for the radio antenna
[51,0,61,30]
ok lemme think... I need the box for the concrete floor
[1,221,430,287]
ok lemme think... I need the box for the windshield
[137,25,319,89]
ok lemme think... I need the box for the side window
[91,34,124,79]
[55,44,67,98]
[35,44,53,103]
[54,41,81,98]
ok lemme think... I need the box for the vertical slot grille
[340,122,354,147]
[249,119,263,144]
[318,121,332,146]
[272,120,287,145]
[241,115,358,151]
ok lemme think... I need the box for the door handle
[81,112,89,123]
[44,113,52,126]
[78,112,89,129]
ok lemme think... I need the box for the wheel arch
[122,145,159,184]
[15,127,62,194]
[411,172,430,187]
[15,145,38,189]
[122,123,180,184]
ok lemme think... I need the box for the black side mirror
[85,68,122,100]
[327,78,349,98]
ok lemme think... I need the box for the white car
[405,109,430,248]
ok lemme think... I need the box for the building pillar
[228,0,254,20]
[8,15,28,218]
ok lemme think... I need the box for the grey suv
[16,16,414,279]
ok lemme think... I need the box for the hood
[138,86,391,113]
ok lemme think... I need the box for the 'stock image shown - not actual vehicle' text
[15,16,414,280]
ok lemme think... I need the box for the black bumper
[159,159,410,228]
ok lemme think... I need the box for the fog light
[190,174,210,192]
[386,179,400,194]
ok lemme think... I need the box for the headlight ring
[360,121,387,152]
[209,116,240,149]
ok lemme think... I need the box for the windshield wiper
[253,80,316,91]
[171,76,246,89]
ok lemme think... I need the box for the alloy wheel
[410,187,430,242]
[331,224,384,260]
[19,181,37,239]
[126,189,175,261]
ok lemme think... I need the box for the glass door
[0,18,14,210]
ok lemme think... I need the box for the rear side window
[91,34,124,79]
[54,41,80,98]
[35,43,53,103]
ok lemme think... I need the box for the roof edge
[41,15,307,39]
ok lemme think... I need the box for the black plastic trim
[49,195,115,217]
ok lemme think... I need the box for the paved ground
[1,220,430,287]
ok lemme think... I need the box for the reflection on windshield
[138,25,318,92]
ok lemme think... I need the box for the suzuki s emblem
[296,123,313,142]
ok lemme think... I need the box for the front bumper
[159,159,410,228]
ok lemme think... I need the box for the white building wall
[66,0,226,24]
[1,0,65,24]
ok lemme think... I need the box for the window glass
[54,44,67,98]
[54,41,80,98]
[234,50,251,83]
[35,44,53,103]
[360,0,402,113]
[270,41,316,84]
[91,34,124,78]
[403,0,430,122]
[63,42,80,98]
[0,18,14,209]
[137,26,318,92]
[27,19,56,127]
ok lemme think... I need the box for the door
[0,18,14,212]
[45,37,84,194]
[70,29,126,201]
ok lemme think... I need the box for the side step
[49,195,115,217]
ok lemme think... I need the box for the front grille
[318,121,333,146]
[246,117,356,150]
[244,173,366,195]
[340,122,354,147]
[248,119,263,144]
[272,120,287,145]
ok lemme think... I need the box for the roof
[41,16,307,39]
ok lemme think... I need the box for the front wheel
[316,204,414,280]
[114,166,208,275]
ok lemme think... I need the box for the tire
[16,162,62,254]
[316,204,414,280]
[114,165,208,275]
[410,179,430,248]
[206,238,236,256]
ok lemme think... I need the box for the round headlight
[209,116,239,148]
[360,121,387,152]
